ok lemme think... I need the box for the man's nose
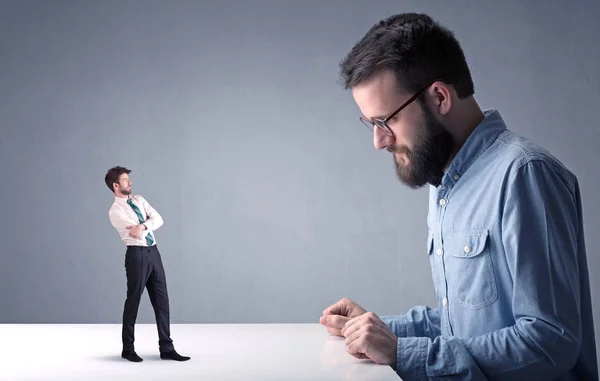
[373,127,393,150]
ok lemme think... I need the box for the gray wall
[1,0,598,364]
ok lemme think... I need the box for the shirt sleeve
[109,206,138,242]
[137,195,163,232]
[381,306,441,340]
[394,160,583,380]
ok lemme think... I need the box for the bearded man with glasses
[319,13,598,381]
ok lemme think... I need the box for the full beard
[394,105,454,188]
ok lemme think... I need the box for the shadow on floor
[97,354,162,362]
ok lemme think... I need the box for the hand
[320,298,367,336]
[343,312,398,368]
[126,224,145,239]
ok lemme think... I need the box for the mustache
[387,146,410,156]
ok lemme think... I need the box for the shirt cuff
[380,315,414,338]
[396,337,428,381]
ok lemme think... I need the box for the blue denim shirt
[382,110,598,380]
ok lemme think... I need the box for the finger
[323,301,342,316]
[346,311,384,335]
[326,326,343,336]
[322,314,350,330]
[319,314,331,327]
[320,315,345,331]
[342,314,364,337]
[323,298,351,316]
[350,352,369,360]
[126,225,132,229]
[344,325,363,346]
[346,336,366,357]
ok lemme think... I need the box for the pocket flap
[445,230,489,258]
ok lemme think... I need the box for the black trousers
[122,245,174,353]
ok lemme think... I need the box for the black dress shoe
[121,350,143,362]
[160,350,191,361]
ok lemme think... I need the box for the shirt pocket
[444,229,498,310]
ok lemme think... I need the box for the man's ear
[430,81,453,116]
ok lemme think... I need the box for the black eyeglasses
[359,83,432,134]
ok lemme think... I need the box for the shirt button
[442,298,448,307]
[439,198,447,206]
[453,174,460,181]
[464,245,471,254]
[436,248,443,256]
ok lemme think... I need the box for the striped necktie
[127,198,154,246]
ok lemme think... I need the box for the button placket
[437,188,453,335]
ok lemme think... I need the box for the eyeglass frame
[359,83,433,134]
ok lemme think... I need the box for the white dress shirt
[108,194,163,247]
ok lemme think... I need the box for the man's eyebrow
[365,110,394,120]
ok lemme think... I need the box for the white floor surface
[0,324,401,380]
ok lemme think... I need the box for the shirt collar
[442,109,507,186]
[114,195,132,204]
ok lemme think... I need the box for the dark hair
[104,166,131,193]
[340,13,474,98]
